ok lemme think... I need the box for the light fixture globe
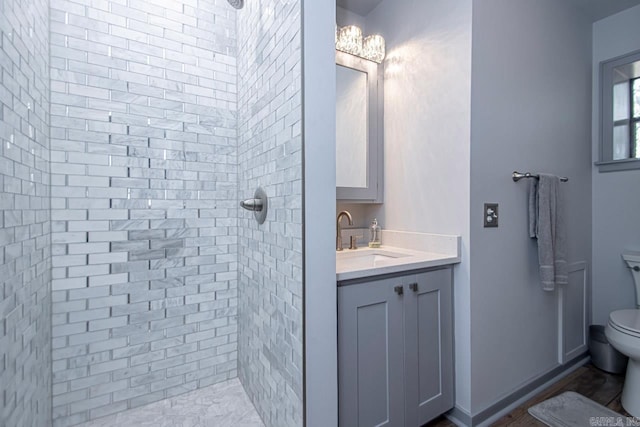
[336,25,363,56]
[362,34,385,63]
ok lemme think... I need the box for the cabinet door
[338,278,405,427]
[403,269,454,426]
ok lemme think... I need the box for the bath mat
[528,391,623,427]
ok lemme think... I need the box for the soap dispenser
[369,218,381,248]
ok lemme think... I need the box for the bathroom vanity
[336,232,461,426]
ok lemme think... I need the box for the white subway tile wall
[0,0,304,425]
[237,0,303,426]
[0,0,52,425]
[49,1,240,425]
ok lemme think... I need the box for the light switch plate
[484,203,499,228]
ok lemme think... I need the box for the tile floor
[78,378,264,427]
[76,362,628,427]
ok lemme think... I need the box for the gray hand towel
[532,174,568,291]
[528,178,538,238]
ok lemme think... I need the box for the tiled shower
[0,0,303,426]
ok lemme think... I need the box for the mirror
[336,65,368,188]
[597,49,640,172]
[336,51,383,202]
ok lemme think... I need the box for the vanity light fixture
[336,25,363,56]
[335,25,385,64]
[362,34,385,63]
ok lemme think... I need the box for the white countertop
[336,229,461,282]
[336,245,460,281]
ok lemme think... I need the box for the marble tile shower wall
[0,0,52,425]
[49,1,238,425]
[237,1,303,426]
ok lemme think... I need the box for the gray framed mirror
[336,50,383,202]
[597,49,640,172]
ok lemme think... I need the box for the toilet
[605,251,640,417]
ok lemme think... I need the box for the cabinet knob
[409,283,418,292]
[394,285,403,295]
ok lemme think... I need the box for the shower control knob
[240,187,268,225]
[240,198,263,212]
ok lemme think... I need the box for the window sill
[595,158,640,172]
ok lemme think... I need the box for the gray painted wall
[0,0,52,425]
[592,5,640,326]
[237,1,303,426]
[470,0,592,415]
[48,2,239,425]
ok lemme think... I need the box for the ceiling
[336,0,383,17]
[336,0,640,22]
[568,0,640,21]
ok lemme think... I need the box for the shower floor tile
[78,378,264,427]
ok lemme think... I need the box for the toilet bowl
[606,310,640,416]
[605,251,640,417]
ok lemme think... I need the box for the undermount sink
[337,250,409,270]
[369,254,396,263]
[339,253,407,268]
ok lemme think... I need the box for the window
[598,50,640,172]
[612,78,640,159]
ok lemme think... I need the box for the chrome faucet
[336,211,353,251]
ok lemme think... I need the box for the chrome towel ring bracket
[240,187,268,225]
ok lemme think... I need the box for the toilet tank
[622,251,640,308]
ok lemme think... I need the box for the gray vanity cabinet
[338,267,454,427]
[404,268,454,425]
[338,276,406,426]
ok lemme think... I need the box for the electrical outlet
[484,203,499,228]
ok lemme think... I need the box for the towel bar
[512,171,568,182]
